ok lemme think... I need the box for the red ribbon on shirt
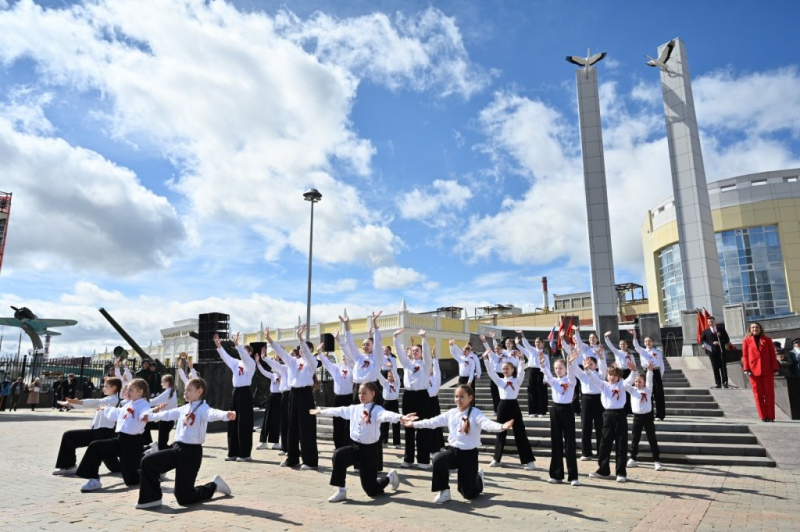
[362,360,370,369]
[413,365,420,373]
[362,410,372,424]
[341,369,348,378]
[123,406,134,420]
[612,389,620,401]
[298,363,304,371]
[559,382,570,394]
[389,384,396,392]
[238,364,244,376]
[459,416,469,434]
[640,392,648,403]
[184,413,196,426]
[504,381,515,390]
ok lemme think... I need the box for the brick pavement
[0,411,797,531]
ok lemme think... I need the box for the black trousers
[55,427,119,470]
[630,411,660,461]
[580,393,604,458]
[432,447,482,499]
[227,385,254,459]
[381,399,401,446]
[157,421,174,450]
[333,394,354,450]
[259,392,281,444]
[138,442,217,506]
[549,403,578,481]
[596,409,627,477]
[526,368,547,415]
[622,369,633,415]
[287,386,318,467]
[429,395,445,452]
[279,391,290,452]
[494,399,534,464]
[330,440,389,497]
[709,351,729,386]
[489,372,502,412]
[402,389,431,465]
[143,421,156,446]
[76,432,143,486]
[572,372,582,415]
[652,369,666,420]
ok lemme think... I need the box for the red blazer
[741,335,778,377]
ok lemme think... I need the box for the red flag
[696,308,709,344]
[557,316,566,351]
[565,317,575,346]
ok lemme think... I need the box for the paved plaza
[0,409,797,531]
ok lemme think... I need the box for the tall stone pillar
[655,39,725,321]
[575,65,618,332]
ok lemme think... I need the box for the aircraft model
[0,306,78,351]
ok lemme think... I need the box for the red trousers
[749,374,775,420]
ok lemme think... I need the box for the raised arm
[646,366,653,390]
[214,334,238,370]
[473,353,482,379]
[177,367,190,385]
[235,344,256,373]
[394,328,411,369]
[297,326,317,369]
[265,328,294,368]
[449,340,467,364]
[540,353,557,386]
[420,330,433,375]
[317,352,338,376]
[147,406,182,423]
[486,366,502,387]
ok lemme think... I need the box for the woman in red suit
[741,322,780,422]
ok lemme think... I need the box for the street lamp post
[303,188,322,341]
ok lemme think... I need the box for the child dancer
[481,332,518,413]
[516,334,548,418]
[318,337,355,450]
[341,312,386,402]
[377,364,401,448]
[266,325,318,469]
[53,378,123,476]
[540,350,581,485]
[406,385,513,503]
[604,331,634,414]
[145,374,178,453]
[255,348,282,451]
[75,378,151,491]
[449,340,481,388]
[586,363,637,482]
[311,382,411,502]
[177,359,199,386]
[625,361,663,471]
[573,331,607,462]
[136,377,235,509]
[262,350,291,456]
[214,332,256,462]
[632,330,666,421]
[486,356,535,470]
[427,354,445,455]
[394,327,433,469]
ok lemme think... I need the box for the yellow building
[642,169,800,326]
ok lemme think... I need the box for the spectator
[65,374,77,400]
[136,360,161,398]
[789,339,800,377]
[700,317,731,388]
[742,322,780,422]
[0,376,11,411]
[52,375,65,410]
[27,378,41,411]
[9,377,23,411]
[82,378,96,399]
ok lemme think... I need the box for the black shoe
[711,385,721,389]
[722,384,729,389]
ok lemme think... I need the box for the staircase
[313,359,775,467]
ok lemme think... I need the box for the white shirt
[217,345,256,388]
[104,397,150,435]
[626,369,654,415]
[574,332,605,363]
[177,367,199,386]
[318,354,354,396]
[319,403,401,445]
[517,337,547,370]
[487,349,521,374]
[80,394,123,430]
[604,336,634,369]
[449,344,481,380]
[542,360,579,404]
[382,354,398,373]
[377,368,400,401]
[395,336,433,391]
[633,339,665,372]
[147,401,230,445]
[263,359,290,393]
[414,406,504,450]
[575,356,607,395]
[586,370,637,410]
[150,387,179,411]
[349,328,385,384]
[270,341,316,389]
[487,367,525,401]
[255,361,282,394]
[427,359,442,398]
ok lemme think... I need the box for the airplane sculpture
[0,306,78,351]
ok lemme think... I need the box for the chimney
[45,334,51,357]
[542,277,549,311]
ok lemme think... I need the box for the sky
[1,0,800,356]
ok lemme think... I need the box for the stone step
[469,392,717,402]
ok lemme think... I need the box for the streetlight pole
[303,188,322,341]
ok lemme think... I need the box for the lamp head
[303,188,322,203]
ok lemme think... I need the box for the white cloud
[398,179,473,227]
[373,266,426,290]
[316,278,359,294]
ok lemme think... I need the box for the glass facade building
[657,243,686,326]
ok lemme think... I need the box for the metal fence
[0,355,151,394]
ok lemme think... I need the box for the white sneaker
[548,478,561,484]
[135,499,162,509]
[616,476,627,483]
[236,457,252,462]
[212,475,231,496]
[144,446,158,456]
[627,459,638,468]
[579,456,593,462]
[224,456,237,461]
[278,450,287,456]
[52,466,76,476]
[80,478,102,492]
[654,462,664,471]
[523,461,536,471]
[433,489,451,503]
[400,461,414,468]
[418,463,431,470]
[388,469,400,491]
[489,460,501,467]
[570,480,580,487]
[280,460,290,467]
[477,469,485,486]
[393,445,402,450]
[328,489,347,503]
[300,464,317,470]
[256,442,270,450]
[588,472,608,479]
[272,443,281,450]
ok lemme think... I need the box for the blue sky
[1,0,800,355]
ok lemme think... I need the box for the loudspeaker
[250,342,266,356]
[320,333,335,353]
[638,313,662,346]
[197,311,230,360]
